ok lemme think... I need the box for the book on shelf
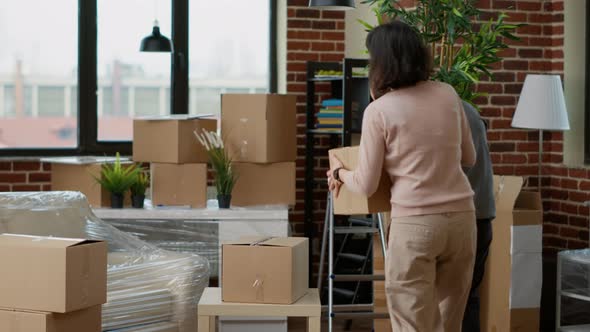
[316,124,343,129]
[313,128,341,133]
[321,99,343,107]
[317,119,343,125]
[317,113,343,118]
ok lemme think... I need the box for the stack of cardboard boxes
[0,234,107,332]
[133,115,217,208]
[221,94,297,207]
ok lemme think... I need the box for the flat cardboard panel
[481,176,542,332]
[329,147,391,215]
[150,163,207,208]
[494,176,524,211]
[0,306,102,332]
[51,163,133,208]
[222,237,308,304]
[0,235,107,313]
[221,94,296,163]
[481,211,512,332]
[231,162,296,207]
[51,163,104,207]
[133,117,216,163]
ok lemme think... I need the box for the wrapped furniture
[0,191,209,332]
[556,249,590,331]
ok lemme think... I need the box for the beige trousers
[385,211,476,332]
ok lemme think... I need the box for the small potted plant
[94,153,139,208]
[130,170,149,209]
[194,129,237,209]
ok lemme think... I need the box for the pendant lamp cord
[153,0,158,26]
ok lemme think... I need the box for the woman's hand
[327,155,344,198]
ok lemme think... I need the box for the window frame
[0,0,277,157]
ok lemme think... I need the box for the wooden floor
[288,317,374,332]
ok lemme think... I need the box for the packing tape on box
[239,117,249,160]
[82,247,90,306]
[253,274,265,301]
[249,237,274,246]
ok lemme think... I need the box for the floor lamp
[511,74,570,191]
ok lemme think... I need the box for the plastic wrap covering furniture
[0,191,209,332]
[558,249,590,329]
[106,219,219,277]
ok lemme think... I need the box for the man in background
[462,100,496,332]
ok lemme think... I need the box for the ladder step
[348,217,373,227]
[334,227,379,234]
[332,287,355,298]
[322,304,374,312]
[331,312,390,319]
[337,253,368,263]
[332,274,385,281]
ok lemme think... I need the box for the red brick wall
[0,161,52,192]
[284,0,589,253]
[473,0,589,252]
[0,0,586,253]
[287,0,346,239]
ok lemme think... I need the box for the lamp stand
[538,129,543,192]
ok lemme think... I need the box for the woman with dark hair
[328,20,477,331]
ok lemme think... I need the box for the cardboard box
[328,147,391,215]
[222,237,308,304]
[231,162,296,207]
[0,234,107,313]
[0,305,101,332]
[221,94,296,163]
[133,115,217,163]
[480,176,543,332]
[150,163,207,208]
[44,156,133,208]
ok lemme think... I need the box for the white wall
[344,0,377,59]
[563,0,587,166]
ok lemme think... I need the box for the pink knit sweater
[340,81,476,218]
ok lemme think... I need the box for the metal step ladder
[317,193,389,332]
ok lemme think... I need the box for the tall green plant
[94,153,140,195]
[194,129,238,196]
[361,0,522,107]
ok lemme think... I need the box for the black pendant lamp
[140,20,173,53]
[309,0,355,10]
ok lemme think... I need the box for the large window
[0,0,78,149]
[97,0,171,141]
[188,0,270,115]
[0,0,275,154]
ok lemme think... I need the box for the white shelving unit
[557,249,590,331]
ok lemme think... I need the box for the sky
[0,0,270,80]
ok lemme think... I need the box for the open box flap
[0,233,101,249]
[259,237,306,248]
[493,175,524,212]
[224,236,306,248]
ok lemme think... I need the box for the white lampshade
[511,74,570,131]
